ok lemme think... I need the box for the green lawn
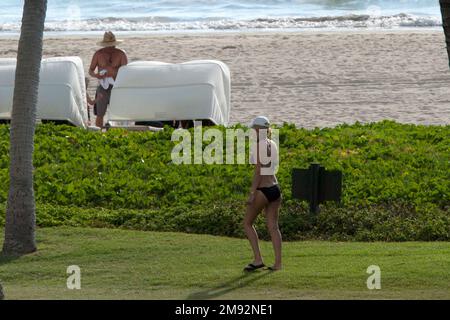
[0,227,449,300]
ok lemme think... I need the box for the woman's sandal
[243,263,265,272]
[267,266,281,271]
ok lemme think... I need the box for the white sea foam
[0,0,442,33]
[0,14,442,33]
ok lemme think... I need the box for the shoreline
[1,30,449,128]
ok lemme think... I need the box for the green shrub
[1,200,448,241]
[0,121,448,241]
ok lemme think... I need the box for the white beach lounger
[107,60,231,126]
[0,56,88,128]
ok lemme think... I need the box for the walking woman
[243,116,282,272]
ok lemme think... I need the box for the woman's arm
[250,163,262,194]
[247,164,262,204]
[247,144,263,204]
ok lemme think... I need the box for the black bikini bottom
[257,184,281,203]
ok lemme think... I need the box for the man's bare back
[89,47,128,80]
[89,44,127,128]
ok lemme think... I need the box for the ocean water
[0,0,442,33]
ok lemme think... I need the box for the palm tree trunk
[440,0,450,65]
[2,0,47,255]
[0,282,4,300]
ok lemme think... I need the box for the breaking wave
[0,13,441,33]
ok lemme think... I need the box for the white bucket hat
[250,116,270,128]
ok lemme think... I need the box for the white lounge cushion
[107,60,231,126]
[0,56,88,128]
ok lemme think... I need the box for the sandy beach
[1,30,449,128]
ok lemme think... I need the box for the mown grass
[0,227,449,300]
[0,121,448,240]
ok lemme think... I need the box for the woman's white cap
[250,116,270,128]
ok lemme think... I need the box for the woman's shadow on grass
[186,271,271,300]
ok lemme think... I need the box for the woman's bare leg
[265,198,282,270]
[243,192,268,265]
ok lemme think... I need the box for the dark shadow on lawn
[186,271,271,300]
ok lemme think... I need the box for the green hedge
[0,201,448,241]
[0,121,449,240]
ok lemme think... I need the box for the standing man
[89,31,128,128]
